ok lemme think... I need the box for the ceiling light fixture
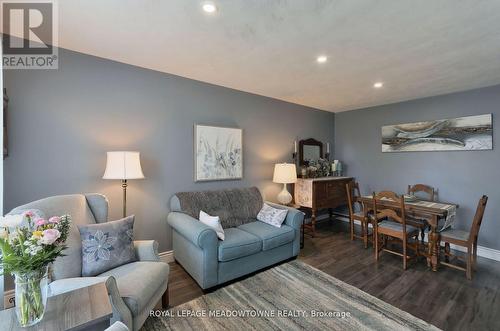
[202,2,217,13]
[373,82,384,88]
[316,55,328,63]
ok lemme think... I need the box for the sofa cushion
[174,187,263,228]
[218,228,262,262]
[99,261,169,316]
[238,221,295,251]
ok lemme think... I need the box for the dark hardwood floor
[167,219,500,331]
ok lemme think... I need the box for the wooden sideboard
[294,176,354,237]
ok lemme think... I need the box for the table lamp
[273,163,297,205]
[103,151,145,217]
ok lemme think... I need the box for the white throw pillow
[199,210,225,240]
[257,203,288,228]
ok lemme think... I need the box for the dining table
[358,195,459,271]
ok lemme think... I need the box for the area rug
[142,260,439,330]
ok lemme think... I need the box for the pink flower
[23,211,34,218]
[35,218,47,227]
[48,216,61,224]
[40,229,61,245]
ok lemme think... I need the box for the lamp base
[277,184,293,205]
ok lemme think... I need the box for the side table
[0,282,113,331]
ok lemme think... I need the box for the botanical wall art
[382,114,492,152]
[194,124,242,181]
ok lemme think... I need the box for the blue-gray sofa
[167,187,304,289]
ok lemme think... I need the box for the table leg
[300,218,305,249]
[311,209,316,238]
[428,215,440,271]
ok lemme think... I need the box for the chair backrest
[407,184,435,201]
[372,191,407,227]
[469,195,488,244]
[8,194,109,280]
[345,182,362,217]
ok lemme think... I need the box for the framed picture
[194,124,243,181]
[382,114,492,152]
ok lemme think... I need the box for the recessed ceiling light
[202,2,217,13]
[373,82,384,88]
[316,55,328,63]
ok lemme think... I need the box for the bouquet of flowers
[0,211,71,326]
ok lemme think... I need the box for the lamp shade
[103,151,145,180]
[273,163,297,184]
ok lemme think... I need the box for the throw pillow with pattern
[257,203,288,228]
[78,215,136,276]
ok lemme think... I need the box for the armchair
[8,194,169,331]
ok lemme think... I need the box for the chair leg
[162,285,169,309]
[350,217,354,241]
[473,241,478,271]
[374,230,379,261]
[415,234,419,257]
[420,228,425,244]
[444,242,450,263]
[466,247,473,280]
[403,238,407,270]
[363,220,368,249]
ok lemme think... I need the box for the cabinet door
[327,180,349,207]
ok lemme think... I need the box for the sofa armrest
[134,240,160,262]
[167,212,218,249]
[265,202,304,229]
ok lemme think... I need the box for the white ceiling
[7,0,500,112]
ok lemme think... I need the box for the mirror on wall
[299,138,323,165]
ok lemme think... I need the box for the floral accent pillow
[257,204,288,228]
[78,215,136,276]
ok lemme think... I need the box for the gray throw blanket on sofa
[175,187,263,228]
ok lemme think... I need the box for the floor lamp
[103,151,145,217]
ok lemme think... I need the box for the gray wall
[3,48,334,253]
[335,84,500,250]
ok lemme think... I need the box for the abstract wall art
[194,124,243,181]
[382,114,492,152]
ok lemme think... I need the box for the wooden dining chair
[372,191,420,270]
[440,195,488,280]
[407,184,435,201]
[346,182,370,248]
[407,184,436,243]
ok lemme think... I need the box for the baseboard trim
[314,215,500,262]
[159,250,174,263]
[3,250,176,309]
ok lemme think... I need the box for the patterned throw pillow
[257,203,288,228]
[78,215,136,277]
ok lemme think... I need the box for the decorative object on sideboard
[273,163,297,205]
[194,124,242,181]
[3,88,8,159]
[103,151,145,217]
[325,142,330,160]
[292,140,298,162]
[382,114,492,152]
[299,138,323,166]
[306,158,330,178]
[332,160,343,176]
